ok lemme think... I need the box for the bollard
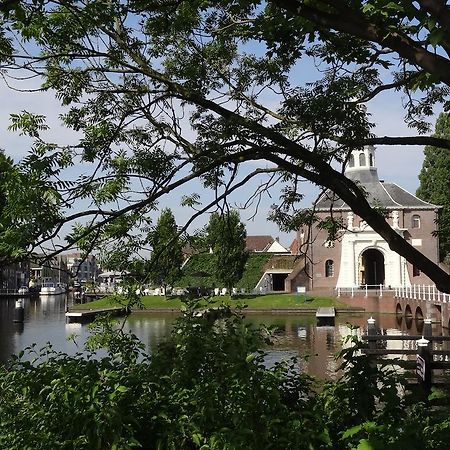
[13,299,24,323]
[416,336,432,396]
[367,317,376,350]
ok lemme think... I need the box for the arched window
[413,265,421,277]
[325,260,334,277]
[411,214,421,229]
[369,153,374,166]
[348,154,355,168]
[359,152,366,166]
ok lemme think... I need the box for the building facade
[64,252,100,284]
[303,146,441,291]
[0,261,30,291]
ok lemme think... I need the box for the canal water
[0,295,434,379]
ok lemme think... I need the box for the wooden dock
[65,307,127,322]
[316,307,336,325]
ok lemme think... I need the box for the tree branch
[362,136,450,149]
[418,0,450,36]
[272,0,450,87]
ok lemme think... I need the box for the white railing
[394,285,449,303]
[336,284,388,298]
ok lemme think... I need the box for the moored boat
[40,279,66,296]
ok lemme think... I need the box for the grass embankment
[73,293,349,311]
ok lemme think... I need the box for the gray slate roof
[316,168,438,210]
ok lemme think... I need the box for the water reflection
[0,296,443,379]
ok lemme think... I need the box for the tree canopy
[1,1,450,290]
[147,207,183,291]
[206,210,248,291]
[417,112,450,265]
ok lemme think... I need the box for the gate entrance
[360,249,385,286]
[272,273,288,291]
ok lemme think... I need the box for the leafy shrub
[1,306,450,449]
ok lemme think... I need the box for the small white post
[367,317,376,350]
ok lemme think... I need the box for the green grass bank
[72,293,352,311]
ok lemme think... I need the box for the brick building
[302,146,441,291]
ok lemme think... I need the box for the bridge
[394,285,450,330]
[335,284,450,330]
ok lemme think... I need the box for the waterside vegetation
[1,303,449,449]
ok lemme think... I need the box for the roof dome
[345,145,380,184]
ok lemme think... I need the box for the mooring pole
[367,317,376,350]
[416,336,432,397]
[423,318,432,343]
[13,299,24,323]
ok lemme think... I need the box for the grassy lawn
[73,293,349,311]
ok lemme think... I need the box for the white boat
[40,279,66,296]
[18,285,29,296]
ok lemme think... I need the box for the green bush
[1,305,450,449]
[179,253,272,291]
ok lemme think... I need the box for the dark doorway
[272,273,288,291]
[361,249,385,286]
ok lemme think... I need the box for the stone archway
[360,248,385,287]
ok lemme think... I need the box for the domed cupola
[345,145,380,183]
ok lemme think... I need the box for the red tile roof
[289,238,300,254]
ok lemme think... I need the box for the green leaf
[428,28,445,47]
[356,439,375,450]
[342,424,363,439]
[245,353,255,363]
[192,433,202,446]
